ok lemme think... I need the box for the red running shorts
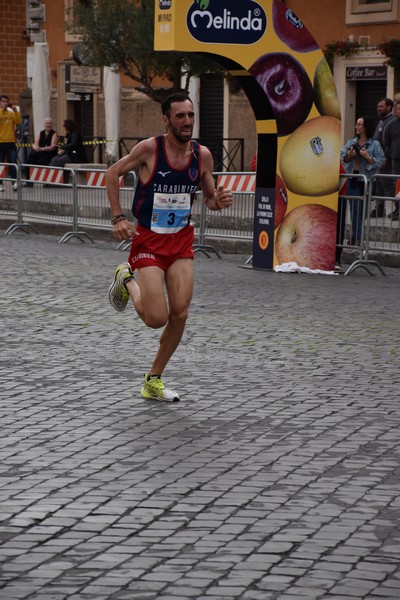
[128,224,195,272]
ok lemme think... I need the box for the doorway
[199,74,224,170]
[355,80,387,130]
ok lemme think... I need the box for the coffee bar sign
[346,65,387,80]
[66,65,102,94]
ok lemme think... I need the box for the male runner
[106,92,233,401]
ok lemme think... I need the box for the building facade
[0,0,30,105]
[1,0,399,168]
[289,0,400,142]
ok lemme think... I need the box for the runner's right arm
[106,138,155,240]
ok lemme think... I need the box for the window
[346,0,398,23]
[64,0,89,43]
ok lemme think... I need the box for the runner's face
[166,100,195,143]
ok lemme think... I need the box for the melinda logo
[187,0,267,44]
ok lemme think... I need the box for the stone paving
[0,230,400,600]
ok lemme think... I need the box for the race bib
[151,192,191,233]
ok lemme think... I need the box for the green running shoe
[108,262,133,312]
[141,373,180,402]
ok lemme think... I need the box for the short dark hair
[161,92,192,117]
[0,95,9,102]
[378,97,394,109]
[358,115,375,139]
[63,119,77,132]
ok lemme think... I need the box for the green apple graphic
[314,58,341,120]
[195,0,210,9]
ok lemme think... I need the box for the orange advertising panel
[154,0,341,270]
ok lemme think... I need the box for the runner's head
[162,93,195,144]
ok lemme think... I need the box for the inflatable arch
[154,0,341,271]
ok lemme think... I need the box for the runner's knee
[144,313,168,329]
[169,307,189,326]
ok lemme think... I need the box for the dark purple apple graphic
[272,0,319,53]
[249,52,314,136]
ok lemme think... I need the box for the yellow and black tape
[17,138,118,148]
[83,139,116,145]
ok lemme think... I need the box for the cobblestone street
[1,230,400,599]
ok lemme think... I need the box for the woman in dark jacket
[50,119,88,167]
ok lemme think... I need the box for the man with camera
[372,97,395,218]
[0,94,22,192]
[382,99,400,221]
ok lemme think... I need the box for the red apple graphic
[272,0,319,53]
[275,174,288,229]
[275,204,337,270]
[249,53,314,136]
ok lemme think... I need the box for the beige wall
[287,0,400,49]
[288,0,347,48]
[96,86,257,170]
[8,1,400,170]
[97,90,172,138]
[228,90,257,171]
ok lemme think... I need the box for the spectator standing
[28,117,59,167]
[371,97,395,217]
[341,116,385,243]
[382,98,400,220]
[50,119,88,167]
[0,94,22,192]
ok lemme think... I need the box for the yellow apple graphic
[279,116,341,196]
[314,58,341,120]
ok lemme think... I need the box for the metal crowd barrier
[335,172,379,276]
[1,165,254,251]
[1,165,399,273]
[338,172,400,276]
[192,171,254,258]
[367,172,400,262]
[73,168,136,245]
[0,163,136,244]
[0,162,34,234]
[195,171,398,275]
